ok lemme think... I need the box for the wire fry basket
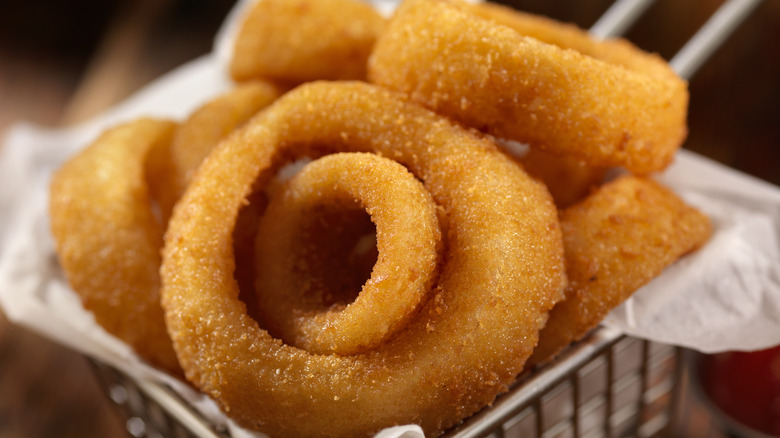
[90,361,229,438]
[447,328,681,438]
[88,327,682,438]
[86,0,767,437]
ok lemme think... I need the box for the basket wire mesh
[445,327,683,438]
[90,360,228,438]
[88,0,763,437]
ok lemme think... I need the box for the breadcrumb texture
[148,80,282,222]
[368,0,689,174]
[49,119,181,374]
[231,0,387,83]
[161,82,566,437]
[255,152,443,356]
[529,175,712,365]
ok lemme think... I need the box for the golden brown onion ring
[161,81,565,437]
[368,0,689,174]
[230,0,387,83]
[148,80,282,222]
[49,118,181,374]
[255,152,442,355]
[529,175,712,366]
[516,147,608,209]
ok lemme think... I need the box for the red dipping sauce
[698,345,780,437]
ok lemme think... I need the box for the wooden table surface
[1,1,778,437]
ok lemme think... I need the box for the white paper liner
[1,0,779,437]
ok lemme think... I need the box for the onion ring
[368,0,689,174]
[515,147,608,209]
[49,118,181,374]
[230,0,387,84]
[255,152,442,355]
[161,81,565,437]
[148,80,282,222]
[257,191,378,320]
[529,175,712,366]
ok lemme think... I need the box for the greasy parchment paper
[1,0,779,437]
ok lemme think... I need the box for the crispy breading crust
[255,152,443,355]
[529,175,712,366]
[49,119,182,375]
[231,0,387,83]
[161,82,565,437]
[369,0,689,174]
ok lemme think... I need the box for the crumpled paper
[0,0,779,437]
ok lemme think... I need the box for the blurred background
[0,0,778,437]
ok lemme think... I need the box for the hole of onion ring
[292,203,375,311]
[233,189,269,325]
[252,199,378,334]
[234,155,382,330]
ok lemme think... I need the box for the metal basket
[89,361,229,438]
[447,328,681,438]
[89,327,682,438]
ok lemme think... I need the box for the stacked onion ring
[49,81,282,376]
[161,81,566,437]
[50,119,181,374]
[368,0,689,174]
[254,152,443,356]
[230,0,387,83]
[47,0,715,436]
[529,175,712,366]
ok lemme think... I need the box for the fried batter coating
[161,82,565,437]
[147,80,282,222]
[529,176,712,366]
[255,153,442,355]
[49,119,181,374]
[517,147,609,209]
[230,0,387,83]
[368,0,689,174]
